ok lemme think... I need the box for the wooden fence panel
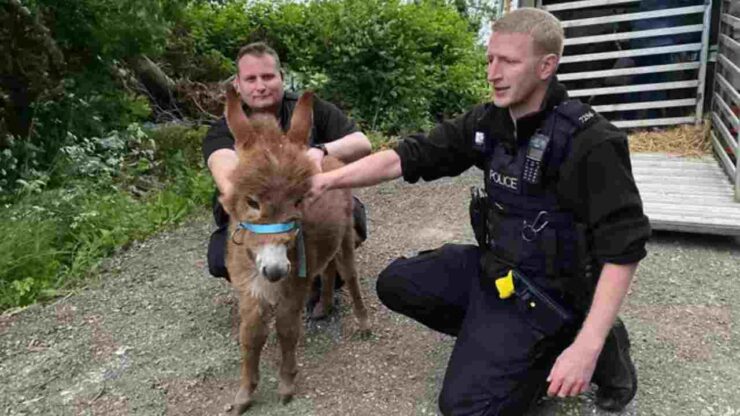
[537,0,712,129]
[710,0,739,200]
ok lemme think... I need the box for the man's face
[234,54,284,112]
[486,32,545,110]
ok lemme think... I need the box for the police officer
[202,42,370,282]
[307,8,649,415]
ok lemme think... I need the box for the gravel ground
[1,169,739,416]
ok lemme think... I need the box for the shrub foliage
[177,0,488,132]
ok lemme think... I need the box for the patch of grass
[0,168,213,311]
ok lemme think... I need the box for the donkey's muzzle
[256,243,291,282]
[261,263,290,282]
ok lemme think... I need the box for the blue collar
[238,221,298,234]
[237,221,306,278]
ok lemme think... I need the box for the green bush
[24,0,174,70]
[172,0,488,133]
[165,0,271,82]
[0,168,212,311]
[275,0,487,132]
[1,0,180,198]
[150,123,209,170]
[0,120,212,311]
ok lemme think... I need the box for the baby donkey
[221,87,370,414]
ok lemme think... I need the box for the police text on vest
[490,170,519,191]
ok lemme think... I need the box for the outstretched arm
[324,132,372,163]
[306,149,402,204]
[306,132,371,172]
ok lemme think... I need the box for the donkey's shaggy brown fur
[221,88,369,414]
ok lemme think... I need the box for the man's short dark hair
[236,42,282,73]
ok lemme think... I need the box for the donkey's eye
[294,197,304,208]
[246,197,260,210]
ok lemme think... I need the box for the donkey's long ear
[286,92,314,146]
[225,86,256,150]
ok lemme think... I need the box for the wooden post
[695,0,712,124]
[735,138,739,202]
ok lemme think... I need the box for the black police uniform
[376,79,650,415]
[202,91,368,279]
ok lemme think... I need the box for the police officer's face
[487,32,555,115]
[234,54,285,112]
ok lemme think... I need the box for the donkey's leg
[334,230,370,335]
[311,260,337,320]
[275,287,306,404]
[234,297,269,414]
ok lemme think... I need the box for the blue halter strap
[239,222,298,234]
[237,221,307,278]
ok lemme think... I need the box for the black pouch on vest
[469,186,488,247]
[512,269,577,336]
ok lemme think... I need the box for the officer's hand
[546,342,600,398]
[305,173,332,207]
[306,147,325,174]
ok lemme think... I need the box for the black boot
[592,317,637,412]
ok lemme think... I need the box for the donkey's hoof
[356,317,371,337]
[310,303,331,320]
[278,380,295,405]
[280,392,294,405]
[356,326,372,340]
[232,388,253,414]
[232,401,252,415]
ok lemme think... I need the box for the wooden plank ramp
[631,153,740,236]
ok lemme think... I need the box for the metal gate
[536,0,713,129]
[711,0,739,200]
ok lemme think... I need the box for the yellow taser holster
[495,270,515,299]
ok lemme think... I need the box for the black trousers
[207,196,368,280]
[377,244,577,416]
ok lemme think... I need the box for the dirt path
[2,170,739,416]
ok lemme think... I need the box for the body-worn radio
[523,133,550,185]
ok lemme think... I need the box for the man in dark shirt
[202,42,371,280]
[308,8,650,416]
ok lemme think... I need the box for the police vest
[475,100,598,303]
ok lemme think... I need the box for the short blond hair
[492,8,564,56]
